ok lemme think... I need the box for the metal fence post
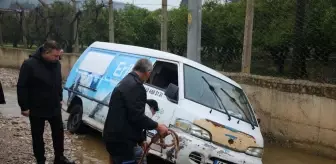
[241,0,255,73]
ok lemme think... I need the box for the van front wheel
[67,104,86,134]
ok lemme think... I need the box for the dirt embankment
[0,68,18,88]
[0,114,79,164]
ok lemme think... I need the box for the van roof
[90,41,241,88]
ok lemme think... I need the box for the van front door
[144,60,180,137]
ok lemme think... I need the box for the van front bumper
[147,127,262,164]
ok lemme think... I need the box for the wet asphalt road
[1,88,336,164]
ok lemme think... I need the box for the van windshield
[183,64,257,126]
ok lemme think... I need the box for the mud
[0,114,78,164]
[0,68,19,88]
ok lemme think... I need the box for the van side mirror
[165,83,178,104]
[257,118,261,124]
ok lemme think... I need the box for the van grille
[189,152,202,164]
[210,157,237,164]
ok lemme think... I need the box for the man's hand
[21,110,30,117]
[156,124,169,137]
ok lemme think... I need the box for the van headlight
[173,118,211,141]
[245,147,263,158]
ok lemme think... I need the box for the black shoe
[37,161,46,164]
[36,158,46,164]
[54,156,75,164]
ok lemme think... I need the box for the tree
[167,6,188,55]
[305,0,336,63]
[48,1,77,52]
[3,0,336,83]
[24,6,48,47]
[2,12,22,47]
[201,0,245,70]
[114,5,160,48]
[79,0,108,46]
[253,0,295,75]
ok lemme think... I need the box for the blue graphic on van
[63,47,157,124]
[223,125,239,133]
[225,134,237,140]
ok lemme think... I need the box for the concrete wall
[0,47,80,79]
[1,47,336,158]
[223,73,336,158]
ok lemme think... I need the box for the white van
[62,41,264,164]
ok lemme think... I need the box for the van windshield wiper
[201,76,231,121]
[220,88,255,130]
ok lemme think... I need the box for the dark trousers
[0,81,5,104]
[110,156,137,164]
[105,141,137,164]
[29,114,64,164]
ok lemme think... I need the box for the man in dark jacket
[0,81,5,104]
[17,40,74,164]
[103,58,169,164]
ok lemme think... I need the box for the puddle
[71,132,110,164]
[0,88,21,117]
[262,144,336,164]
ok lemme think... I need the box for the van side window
[146,61,178,90]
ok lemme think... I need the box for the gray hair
[132,58,153,73]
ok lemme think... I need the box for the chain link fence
[201,0,245,72]
[251,0,336,83]
[0,0,335,84]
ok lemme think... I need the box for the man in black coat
[103,58,169,164]
[17,40,74,164]
[0,81,5,104]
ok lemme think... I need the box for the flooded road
[262,144,336,164]
[69,130,336,164]
[70,130,110,164]
[1,88,336,164]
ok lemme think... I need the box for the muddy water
[71,130,336,164]
[262,144,336,164]
[1,88,336,164]
[71,132,110,164]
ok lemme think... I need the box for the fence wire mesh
[201,0,245,72]
[0,0,335,84]
[251,0,336,83]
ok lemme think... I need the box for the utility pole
[72,0,79,53]
[38,0,50,40]
[241,0,255,74]
[108,0,114,43]
[290,0,308,78]
[161,0,168,51]
[187,0,202,63]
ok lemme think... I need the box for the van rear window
[78,51,116,75]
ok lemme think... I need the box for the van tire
[67,104,86,134]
